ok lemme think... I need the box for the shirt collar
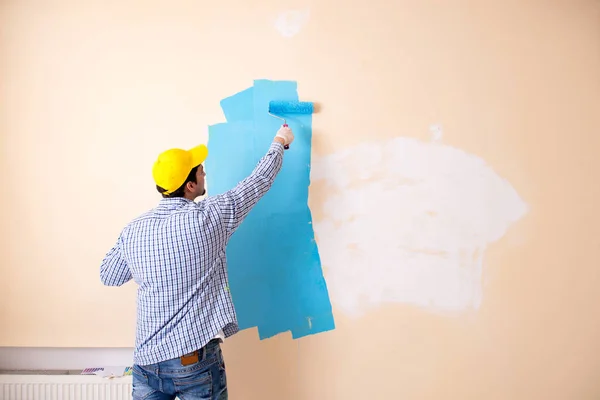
[155,197,195,211]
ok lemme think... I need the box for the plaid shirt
[100,142,284,365]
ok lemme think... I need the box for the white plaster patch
[274,9,310,38]
[311,137,528,317]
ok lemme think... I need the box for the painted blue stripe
[206,79,335,339]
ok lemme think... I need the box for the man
[100,125,295,399]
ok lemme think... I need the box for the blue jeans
[132,339,227,400]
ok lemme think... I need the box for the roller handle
[283,123,290,149]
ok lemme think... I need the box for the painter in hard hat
[100,125,294,400]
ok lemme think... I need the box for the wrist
[273,137,285,145]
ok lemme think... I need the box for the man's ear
[185,181,195,193]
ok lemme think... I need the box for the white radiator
[0,374,132,400]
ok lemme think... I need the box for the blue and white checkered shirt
[100,142,284,365]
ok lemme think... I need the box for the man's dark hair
[156,165,199,198]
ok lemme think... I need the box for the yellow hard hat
[152,144,208,195]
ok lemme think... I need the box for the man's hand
[275,125,294,147]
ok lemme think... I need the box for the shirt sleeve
[213,141,284,236]
[100,233,133,286]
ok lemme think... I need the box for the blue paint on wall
[205,79,335,339]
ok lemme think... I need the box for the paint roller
[268,101,314,149]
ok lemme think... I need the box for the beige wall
[2,0,600,398]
